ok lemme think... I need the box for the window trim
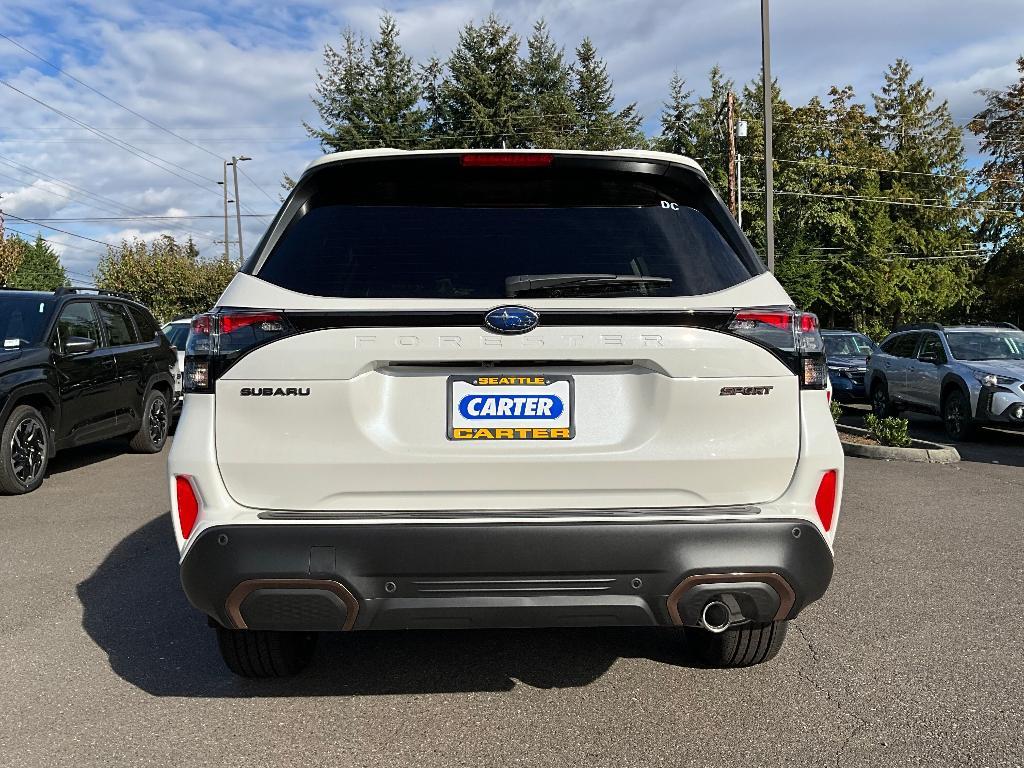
[50,299,104,354]
[97,300,141,348]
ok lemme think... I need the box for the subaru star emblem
[484,305,540,335]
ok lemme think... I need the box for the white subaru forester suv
[169,149,843,677]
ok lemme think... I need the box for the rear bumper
[180,518,834,632]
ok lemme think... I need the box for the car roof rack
[973,321,1021,331]
[894,322,944,332]
[55,286,137,301]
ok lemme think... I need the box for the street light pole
[230,156,251,262]
[761,0,775,272]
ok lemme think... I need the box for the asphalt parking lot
[2,428,1022,767]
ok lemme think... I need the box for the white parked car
[169,149,844,677]
[161,319,190,401]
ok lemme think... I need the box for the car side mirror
[919,352,940,364]
[64,336,98,356]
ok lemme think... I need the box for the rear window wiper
[506,273,673,298]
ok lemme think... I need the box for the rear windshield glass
[252,160,761,299]
[0,295,55,346]
[946,330,1024,361]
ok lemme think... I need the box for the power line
[0,152,221,244]
[0,79,222,195]
[746,188,1019,214]
[2,226,104,254]
[236,165,279,206]
[0,32,223,161]
[1,212,118,246]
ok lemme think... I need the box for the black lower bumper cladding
[180,519,834,632]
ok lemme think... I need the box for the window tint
[55,302,101,350]
[254,162,761,299]
[889,333,921,358]
[129,306,159,342]
[97,302,138,346]
[0,296,55,346]
[918,333,946,362]
[162,323,190,348]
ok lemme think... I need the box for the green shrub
[864,414,912,448]
[830,398,843,425]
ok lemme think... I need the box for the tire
[215,626,318,677]
[128,389,170,453]
[871,381,894,418]
[942,389,975,442]
[684,620,789,667]
[0,404,50,495]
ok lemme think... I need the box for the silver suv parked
[866,322,1024,440]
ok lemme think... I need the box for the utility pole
[219,162,229,260]
[736,120,748,228]
[726,91,738,219]
[230,156,251,262]
[761,0,775,272]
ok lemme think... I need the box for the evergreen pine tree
[569,38,645,150]
[436,14,528,148]
[656,71,696,156]
[970,55,1024,325]
[872,58,977,326]
[9,235,67,291]
[304,28,371,152]
[361,14,427,148]
[522,20,575,148]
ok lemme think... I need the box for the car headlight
[973,371,1020,388]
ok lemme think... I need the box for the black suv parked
[0,287,176,494]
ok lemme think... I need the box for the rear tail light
[184,309,295,393]
[727,308,827,389]
[814,469,838,532]
[175,476,200,539]
[460,153,552,167]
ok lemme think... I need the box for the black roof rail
[55,286,138,301]
[0,285,45,292]
[974,321,1021,330]
[894,322,944,332]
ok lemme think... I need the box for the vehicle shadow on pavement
[77,513,699,697]
[46,440,130,478]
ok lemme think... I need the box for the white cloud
[0,180,72,219]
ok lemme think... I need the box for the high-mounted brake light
[175,476,200,539]
[184,309,294,393]
[727,308,827,389]
[460,153,552,168]
[814,469,838,532]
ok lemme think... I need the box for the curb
[837,425,960,464]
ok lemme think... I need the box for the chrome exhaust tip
[700,600,732,633]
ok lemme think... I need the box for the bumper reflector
[814,470,838,532]
[175,476,200,539]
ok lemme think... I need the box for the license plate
[447,375,574,440]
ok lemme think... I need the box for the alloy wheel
[945,396,965,438]
[10,416,46,487]
[149,397,169,446]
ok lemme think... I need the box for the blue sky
[1,0,1022,281]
